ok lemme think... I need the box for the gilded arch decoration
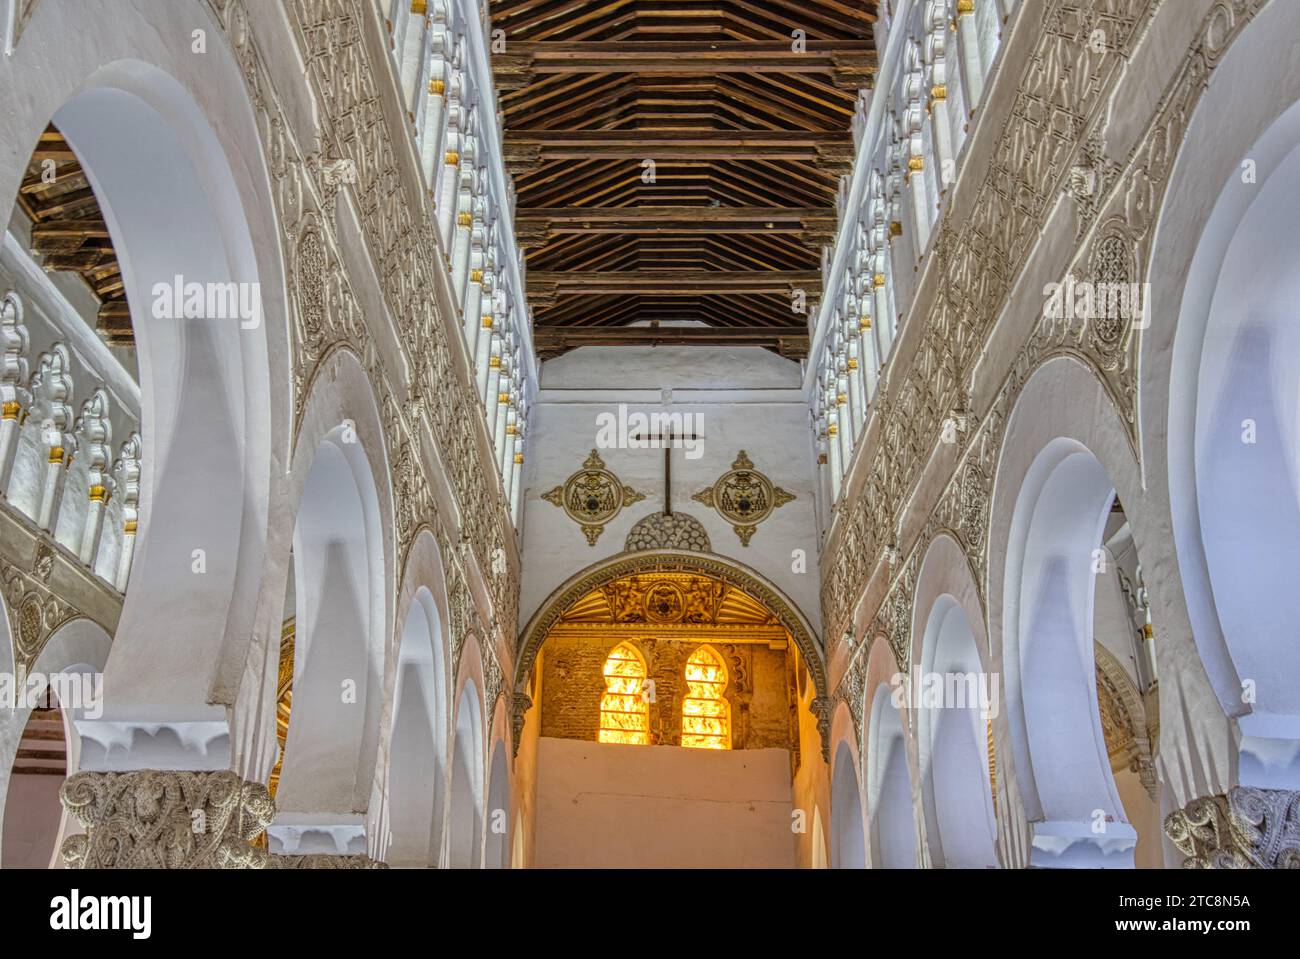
[515,549,830,758]
[1094,641,1159,800]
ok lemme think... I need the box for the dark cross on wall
[630,431,703,517]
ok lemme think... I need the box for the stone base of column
[1165,785,1300,868]
[267,854,388,869]
[59,770,275,869]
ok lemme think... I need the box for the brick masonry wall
[539,634,797,752]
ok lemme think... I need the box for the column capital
[1165,786,1300,869]
[59,769,273,869]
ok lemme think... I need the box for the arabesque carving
[59,770,275,869]
[1165,787,1300,869]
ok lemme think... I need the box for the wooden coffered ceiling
[490,0,878,359]
[16,125,132,347]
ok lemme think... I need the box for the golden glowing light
[682,645,730,749]
[599,642,649,745]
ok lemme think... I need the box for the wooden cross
[630,431,702,516]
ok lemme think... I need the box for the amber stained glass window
[682,645,730,749]
[599,642,649,745]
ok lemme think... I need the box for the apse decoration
[598,575,728,625]
[692,451,795,546]
[542,449,645,546]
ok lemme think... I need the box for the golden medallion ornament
[692,450,795,546]
[542,449,645,546]
[642,580,686,623]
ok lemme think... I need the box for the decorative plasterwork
[821,0,1266,662]
[515,550,829,759]
[60,770,275,869]
[1094,642,1158,799]
[551,571,785,645]
[0,523,119,676]
[692,451,795,546]
[624,510,711,552]
[1165,787,1300,869]
[206,0,519,651]
[542,449,644,546]
[267,617,295,799]
[3,540,79,673]
[830,632,869,754]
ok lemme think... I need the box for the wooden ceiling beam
[491,0,878,353]
[505,130,852,165]
[532,324,810,357]
[517,205,828,222]
[494,41,875,90]
[529,270,821,296]
[517,205,834,240]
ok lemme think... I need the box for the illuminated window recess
[599,642,649,746]
[682,645,731,750]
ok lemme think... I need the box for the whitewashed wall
[519,343,822,637]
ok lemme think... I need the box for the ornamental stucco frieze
[822,0,1268,707]
[205,0,518,660]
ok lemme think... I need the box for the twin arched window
[598,643,732,749]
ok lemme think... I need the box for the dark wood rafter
[491,0,877,358]
[15,125,133,347]
[10,708,67,777]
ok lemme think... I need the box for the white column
[956,0,985,114]
[484,334,503,416]
[510,439,524,519]
[437,73,464,249]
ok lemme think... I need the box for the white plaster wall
[520,345,821,636]
[533,736,795,868]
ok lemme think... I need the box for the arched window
[599,642,649,745]
[682,645,731,749]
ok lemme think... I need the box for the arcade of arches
[0,0,1296,871]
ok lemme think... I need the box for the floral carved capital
[59,769,275,869]
[1165,786,1300,869]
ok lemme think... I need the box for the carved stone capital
[59,770,275,869]
[511,691,533,758]
[1165,786,1300,869]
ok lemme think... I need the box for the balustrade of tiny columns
[810,0,1013,509]
[385,0,535,522]
[0,290,140,593]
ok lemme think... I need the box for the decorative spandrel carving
[692,451,795,546]
[4,548,83,674]
[483,641,506,720]
[820,0,1265,651]
[206,0,521,679]
[1094,643,1158,799]
[624,511,711,552]
[542,449,644,546]
[831,638,868,753]
[59,770,275,869]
